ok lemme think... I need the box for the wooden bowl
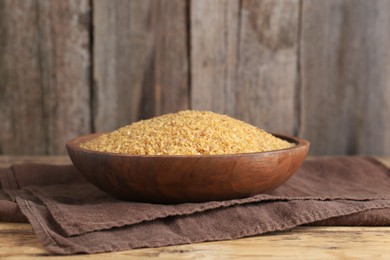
[66,133,309,204]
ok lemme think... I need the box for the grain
[80,110,293,155]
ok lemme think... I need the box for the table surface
[0,156,389,259]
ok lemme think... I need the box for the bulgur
[81,110,293,155]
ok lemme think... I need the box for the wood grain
[235,0,300,134]
[0,156,71,168]
[0,0,91,155]
[191,0,300,134]
[191,0,240,115]
[0,223,389,259]
[66,133,309,203]
[93,0,189,132]
[1,0,390,157]
[151,0,189,117]
[300,0,390,155]
[0,0,44,155]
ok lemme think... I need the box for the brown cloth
[0,157,389,255]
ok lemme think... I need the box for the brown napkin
[0,157,389,255]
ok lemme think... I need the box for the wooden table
[1,156,389,259]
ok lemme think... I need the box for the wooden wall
[1,0,389,156]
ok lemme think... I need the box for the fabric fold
[0,156,389,255]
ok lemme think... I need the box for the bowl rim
[66,133,310,159]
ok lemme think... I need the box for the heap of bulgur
[81,110,293,155]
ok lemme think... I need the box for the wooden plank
[39,0,92,154]
[191,0,240,115]
[0,0,44,155]
[191,0,300,134]
[0,156,71,168]
[0,223,390,258]
[93,0,189,132]
[152,0,189,118]
[0,0,91,155]
[235,0,300,134]
[300,0,390,155]
[92,0,151,132]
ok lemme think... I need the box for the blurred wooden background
[1,0,389,155]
